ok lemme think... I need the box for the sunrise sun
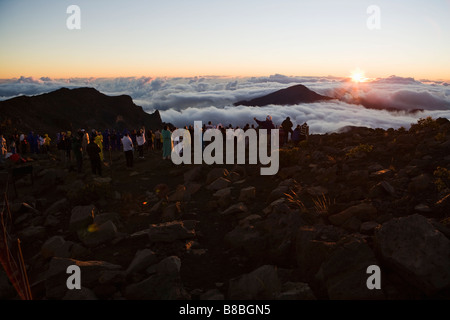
[350,69,367,83]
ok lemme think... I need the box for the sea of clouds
[1,74,449,134]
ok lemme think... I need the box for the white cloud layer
[1,75,449,134]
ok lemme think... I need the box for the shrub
[312,193,334,216]
[345,144,373,158]
[434,167,450,192]
[409,117,439,133]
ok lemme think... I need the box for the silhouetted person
[72,131,83,173]
[254,115,275,133]
[281,117,293,144]
[86,139,102,176]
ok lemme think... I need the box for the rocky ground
[1,117,450,300]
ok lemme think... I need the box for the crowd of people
[0,116,309,173]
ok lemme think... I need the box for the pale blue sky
[1,0,449,79]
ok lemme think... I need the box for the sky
[1,0,449,80]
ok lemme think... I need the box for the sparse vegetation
[312,193,334,215]
[284,188,307,213]
[345,144,373,158]
[434,166,450,192]
[409,116,439,133]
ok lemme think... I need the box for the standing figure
[81,129,89,158]
[161,126,172,160]
[72,131,83,173]
[94,131,104,162]
[136,127,146,159]
[86,139,102,176]
[121,131,134,168]
[281,117,293,144]
[65,131,73,165]
[154,129,162,150]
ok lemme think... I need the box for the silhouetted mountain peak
[0,87,163,135]
[234,84,333,107]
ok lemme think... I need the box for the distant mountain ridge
[234,84,333,107]
[0,87,164,135]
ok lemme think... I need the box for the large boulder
[126,249,159,276]
[206,168,229,185]
[124,256,188,300]
[228,265,280,299]
[374,214,450,294]
[207,177,231,191]
[69,205,97,232]
[146,221,196,243]
[77,220,118,248]
[276,282,316,300]
[328,202,377,227]
[316,235,385,300]
[183,166,203,183]
[295,225,347,282]
[45,257,122,299]
[41,236,86,259]
[44,198,69,216]
[224,225,267,257]
[18,225,47,242]
[238,186,256,202]
[408,174,432,195]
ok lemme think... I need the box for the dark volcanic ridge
[0,87,164,135]
[234,84,334,107]
[234,83,433,114]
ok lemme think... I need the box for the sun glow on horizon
[350,69,368,83]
